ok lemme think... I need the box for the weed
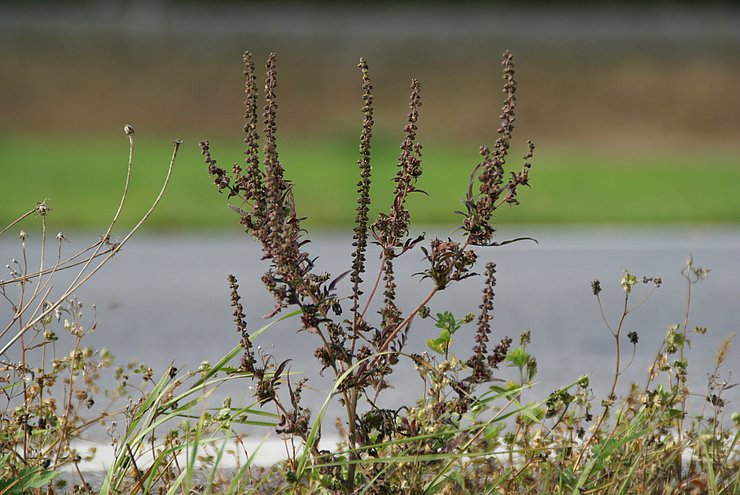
[197,51,738,494]
[0,129,179,493]
[199,50,536,493]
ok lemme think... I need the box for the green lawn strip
[1,134,738,230]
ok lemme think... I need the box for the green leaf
[426,326,452,355]
[0,466,59,494]
[506,346,530,369]
[426,337,447,355]
[482,423,505,442]
[435,312,453,328]
[21,468,59,489]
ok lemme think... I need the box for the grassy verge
[2,134,739,230]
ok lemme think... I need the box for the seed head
[591,279,601,296]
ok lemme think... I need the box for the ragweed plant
[201,50,535,493]
[201,51,738,495]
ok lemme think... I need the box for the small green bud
[621,272,637,294]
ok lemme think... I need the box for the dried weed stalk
[202,50,534,492]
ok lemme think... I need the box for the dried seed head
[467,262,497,382]
[35,202,49,216]
[591,279,601,296]
[227,274,255,372]
[463,51,533,246]
[380,255,401,330]
[374,78,423,249]
[351,57,375,314]
[123,124,134,136]
[714,333,734,369]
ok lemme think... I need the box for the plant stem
[359,252,386,322]
[379,286,438,353]
[576,292,628,468]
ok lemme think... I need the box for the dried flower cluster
[463,50,533,246]
[227,274,255,372]
[350,58,374,318]
[467,262,512,383]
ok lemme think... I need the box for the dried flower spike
[468,262,497,382]
[463,51,534,246]
[228,274,255,373]
[351,57,374,316]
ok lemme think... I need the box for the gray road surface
[2,227,739,439]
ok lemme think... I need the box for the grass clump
[0,51,737,495]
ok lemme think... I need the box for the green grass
[2,133,739,231]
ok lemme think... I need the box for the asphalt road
[2,226,739,441]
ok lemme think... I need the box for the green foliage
[426,311,465,355]
[2,135,740,230]
[0,453,58,495]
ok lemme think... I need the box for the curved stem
[0,208,36,238]
[359,251,386,322]
[0,246,115,287]
[379,286,438,353]
[0,139,179,356]
[576,292,628,468]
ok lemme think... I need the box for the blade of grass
[224,435,269,495]
[703,442,719,495]
[571,408,650,495]
[616,453,642,495]
[203,436,229,495]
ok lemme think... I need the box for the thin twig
[0,208,36,238]
[0,138,179,356]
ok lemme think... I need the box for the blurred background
[1,1,738,426]
[2,0,739,228]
